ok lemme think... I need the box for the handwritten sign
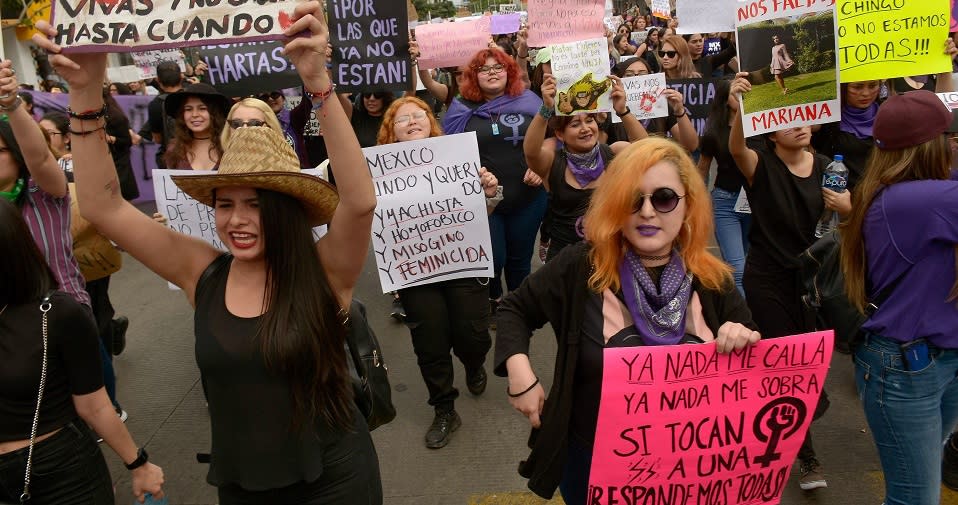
[202,41,302,97]
[364,133,493,293]
[836,0,951,82]
[677,0,736,34]
[736,0,839,136]
[415,17,492,70]
[552,38,612,115]
[491,13,521,34]
[328,0,411,93]
[131,49,186,80]
[938,91,958,109]
[629,30,648,46]
[651,0,670,19]
[527,0,605,47]
[588,331,834,505]
[622,72,668,120]
[605,15,624,32]
[51,0,304,52]
[667,78,719,136]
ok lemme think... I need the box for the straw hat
[170,127,339,226]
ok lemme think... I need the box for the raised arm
[0,62,66,197]
[609,75,648,152]
[662,88,699,152]
[523,73,557,180]
[727,72,758,185]
[33,24,219,304]
[285,2,376,308]
[515,27,531,89]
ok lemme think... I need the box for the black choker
[192,135,211,140]
[638,252,671,261]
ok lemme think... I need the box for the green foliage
[412,0,457,19]
[742,69,837,114]
[1,0,24,21]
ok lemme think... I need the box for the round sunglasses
[228,119,267,129]
[632,187,685,213]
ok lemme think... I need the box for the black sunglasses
[632,188,685,213]
[362,92,388,99]
[228,118,267,129]
[657,50,679,58]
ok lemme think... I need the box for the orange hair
[584,137,732,293]
[458,49,526,103]
[376,96,443,145]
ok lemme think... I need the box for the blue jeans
[854,333,958,505]
[487,190,548,300]
[711,187,750,295]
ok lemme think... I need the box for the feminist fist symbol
[752,397,807,468]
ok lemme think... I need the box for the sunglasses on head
[228,118,267,129]
[632,188,685,214]
[657,50,679,58]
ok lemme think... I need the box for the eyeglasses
[657,50,679,58]
[258,92,282,101]
[362,92,388,100]
[394,110,428,126]
[477,63,505,75]
[44,130,62,137]
[632,188,685,213]
[623,69,650,77]
[228,119,267,129]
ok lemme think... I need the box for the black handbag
[800,229,907,354]
[343,299,396,431]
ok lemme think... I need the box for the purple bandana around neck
[618,249,694,346]
[565,143,605,187]
[441,90,543,135]
[839,102,879,140]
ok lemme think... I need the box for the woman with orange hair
[442,48,545,315]
[376,96,501,449]
[493,137,759,504]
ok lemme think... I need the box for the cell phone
[901,339,931,371]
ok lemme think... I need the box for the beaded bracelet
[305,81,336,113]
[507,376,539,398]
[538,105,555,120]
[66,104,108,121]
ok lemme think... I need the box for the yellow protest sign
[837,0,951,82]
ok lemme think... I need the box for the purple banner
[491,13,521,35]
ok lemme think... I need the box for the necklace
[192,135,211,140]
[638,252,671,261]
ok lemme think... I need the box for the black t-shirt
[350,106,384,148]
[547,145,614,253]
[0,292,102,442]
[700,125,748,193]
[811,122,872,191]
[463,103,544,214]
[744,150,827,271]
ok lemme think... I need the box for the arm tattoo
[104,178,121,198]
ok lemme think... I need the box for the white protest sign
[652,0,671,18]
[363,133,493,293]
[551,37,613,115]
[131,49,186,80]
[106,65,143,84]
[604,15,623,32]
[52,0,306,52]
[621,72,668,120]
[629,30,647,45]
[677,0,737,34]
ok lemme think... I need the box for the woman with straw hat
[33,2,382,503]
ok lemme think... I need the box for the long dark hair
[164,95,226,169]
[255,189,354,432]
[702,78,733,152]
[0,121,29,207]
[0,198,58,307]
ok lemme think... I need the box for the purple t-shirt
[861,179,958,346]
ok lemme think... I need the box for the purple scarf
[565,143,606,187]
[618,249,694,346]
[442,90,543,135]
[839,102,879,140]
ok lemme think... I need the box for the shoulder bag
[342,299,396,431]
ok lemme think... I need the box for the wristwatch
[125,447,149,470]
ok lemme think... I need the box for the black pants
[398,277,491,412]
[85,276,115,354]
[0,421,113,505]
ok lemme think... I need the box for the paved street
[101,245,958,505]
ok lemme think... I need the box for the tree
[412,0,458,19]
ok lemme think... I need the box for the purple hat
[873,90,952,150]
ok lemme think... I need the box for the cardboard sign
[588,331,834,505]
[51,0,305,52]
[415,17,492,69]
[552,37,613,115]
[201,41,303,97]
[621,72,668,120]
[736,0,840,136]
[667,78,719,136]
[527,0,605,46]
[364,133,493,293]
[491,13,521,34]
[131,49,186,80]
[836,0,951,82]
[328,0,411,93]
[677,0,736,34]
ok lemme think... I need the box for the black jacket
[493,242,756,499]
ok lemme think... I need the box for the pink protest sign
[415,17,491,69]
[588,331,833,505]
[527,0,605,47]
[953,0,958,31]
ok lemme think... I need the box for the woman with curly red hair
[442,48,545,316]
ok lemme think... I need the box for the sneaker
[798,457,827,490]
[466,367,487,396]
[116,407,128,423]
[111,316,129,356]
[390,298,406,322]
[424,410,461,449]
[943,433,958,490]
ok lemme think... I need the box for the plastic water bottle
[814,154,848,238]
[138,493,169,505]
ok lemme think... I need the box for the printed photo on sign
[551,37,613,115]
[588,331,833,505]
[527,0,605,46]
[363,133,493,293]
[836,0,951,82]
[736,1,840,136]
[621,72,668,120]
[51,0,304,52]
[415,17,492,69]
[327,0,411,92]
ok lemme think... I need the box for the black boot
[111,316,129,356]
[424,410,461,449]
[943,432,958,490]
[466,367,487,396]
